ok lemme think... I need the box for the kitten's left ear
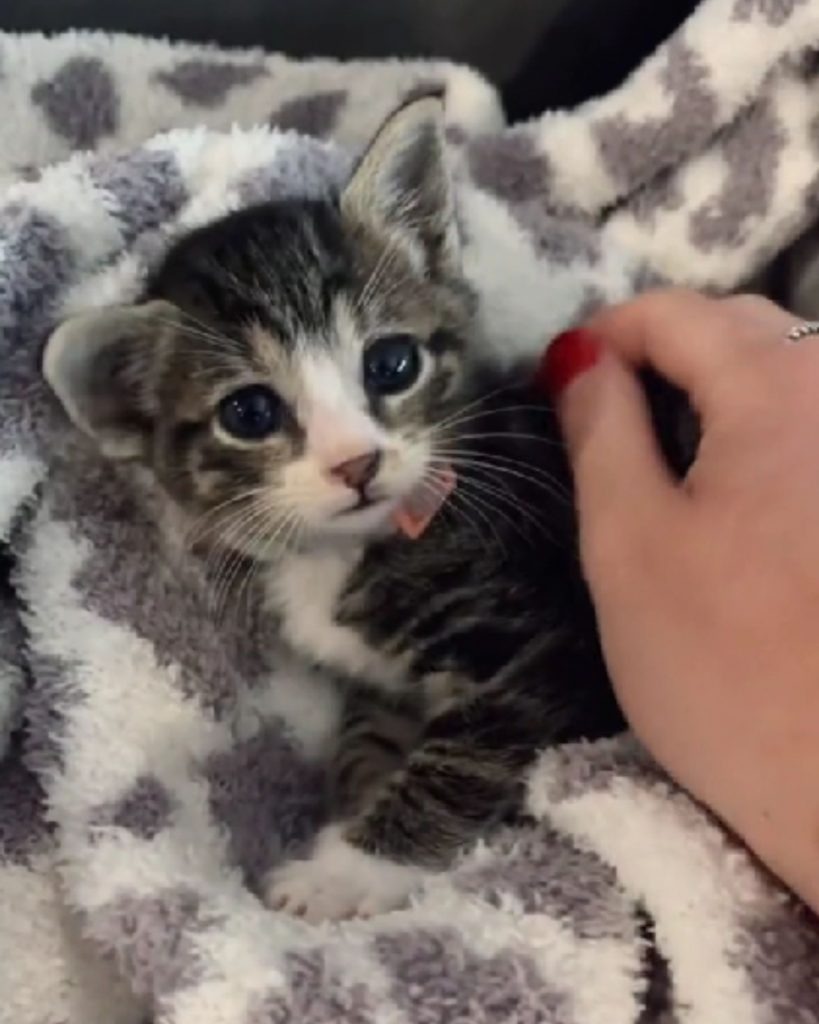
[341,95,459,276]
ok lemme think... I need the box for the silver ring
[787,321,819,342]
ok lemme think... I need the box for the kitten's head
[44,97,478,557]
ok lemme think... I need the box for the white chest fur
[264,548,408,693]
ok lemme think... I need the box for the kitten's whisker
[444,481,510,556]
[434,443,565,478]
[215,496,297,560]
[204,486,316,620]
[388,188,440,237]
[447,472,550,546]
[469,469,568,510]
[431,395,541,424]
[179,325,242,353]
[435,410,561,442]
[418,463,508,555]
[357,239,396,310]
[443,430,564,450]
[434,448,569,493]
[151,315,246,356]
[213,525,273,622]
[416,470,489,551]
[207,507,272,619]
[184,487,274,547]
[197,500,284,567]
[357,241,401,315]
[206,545,243,621]
[176,306,241,344]
[361,272,406,313]
[206,497,294,615]
[215,500,277,551]
[459,488,543,551]
[243,511,305,630]
[431,450,572,506]
[234,509,300,622]
[204,500,269,560]
[431,384,525,433]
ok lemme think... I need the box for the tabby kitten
[44,97,695,922]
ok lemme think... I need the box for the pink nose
[329,450,382,490]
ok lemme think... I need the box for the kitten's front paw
[264,824,422,924]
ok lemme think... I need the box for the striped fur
[45,98,698,908]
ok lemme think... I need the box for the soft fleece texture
[1,8,819,1024]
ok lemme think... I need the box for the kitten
[43,97,696,922]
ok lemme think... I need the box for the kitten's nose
[329,450,382,490]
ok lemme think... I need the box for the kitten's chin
[313,498,399,542]
[220,501,399,562]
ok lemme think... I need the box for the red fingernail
[535,328,602,400]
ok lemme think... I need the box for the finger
[538,329,682,547]
[583,289,792,409]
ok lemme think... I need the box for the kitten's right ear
[42,300,181,460]
[341,95,459,277]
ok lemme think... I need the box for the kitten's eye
[218,385,282,440]
[363,335,422,396]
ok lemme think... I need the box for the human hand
[540,289,819,912]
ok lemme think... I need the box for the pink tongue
[393,464,456,540]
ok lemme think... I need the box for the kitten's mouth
[332,464,456,537]
[336,491,391,518]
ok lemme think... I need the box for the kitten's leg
[344,688,548,867]
[334,638,620,896]
[265,687,423,923]
[331,688,422,817]
[266,637,621,922]
[265,689,552,922]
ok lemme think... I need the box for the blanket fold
[1,6,818,1023]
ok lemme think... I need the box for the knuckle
[593,287,699,325]
[586,287,713,343]
[719,293,792,338]
[722,292,778,316]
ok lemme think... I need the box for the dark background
[0,0,700,119]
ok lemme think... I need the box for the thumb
[536,329,680,542]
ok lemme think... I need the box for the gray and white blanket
[2,6,819,1023]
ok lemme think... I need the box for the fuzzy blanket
[2,9,819,1024]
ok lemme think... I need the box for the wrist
[727,739,819,915]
